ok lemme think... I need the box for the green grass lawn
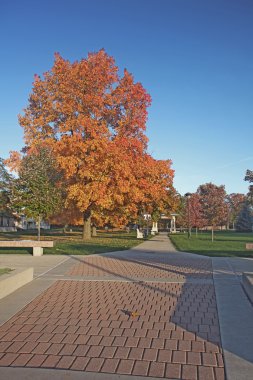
[0,268,12,275]
[0,229,142,255]
[169,230,253,257]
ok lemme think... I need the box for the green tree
[245,170,253,204]
[235,203,252,232]
[175,194,188,230]
[248,186,253,205]
[11,147,64,240]
[226,193,246,229]
[0,158,13,212]
[245,169,253,183]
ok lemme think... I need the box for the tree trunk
[82,211,91,239]
[37,215,41,241]
[92,226,97,237]
[195,227,198,237]
[211,226,214,242]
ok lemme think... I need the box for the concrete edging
[0,267,33,299]
[213,259,253,380]
[242,272,253,304]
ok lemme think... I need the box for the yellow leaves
[4,151,22,173]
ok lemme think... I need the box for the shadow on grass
[93,235,137,241]
[169,231,253,258]
[0,239,130,255]
[0,247,33,255]
[0,229,142,255]
[212,238,253,243]
[45,243,133,255]
[182,250,253,258]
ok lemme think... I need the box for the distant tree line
[176,173,253,241]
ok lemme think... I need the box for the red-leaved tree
[197,183,227,241]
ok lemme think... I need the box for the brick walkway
[0,234,225,379]
[67,255,213,280]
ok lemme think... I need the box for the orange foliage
[14,50,175,231]
[50,203,83,226]
[4,151,22,172]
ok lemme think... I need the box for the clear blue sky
[1,0,252,195]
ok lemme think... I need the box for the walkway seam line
[35,256,71,279]
[55,278,213,284]
[225,258,241,282]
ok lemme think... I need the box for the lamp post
[143,213,151,238]
[184,192,191,239]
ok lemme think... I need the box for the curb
[242,272,253,304]
[0,267,33,299]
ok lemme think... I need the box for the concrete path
[0,233,252,379]
[213,257,253,380]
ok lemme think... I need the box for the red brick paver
[67,255,213,280]
[0,277,225,379]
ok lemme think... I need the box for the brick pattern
[67,255,213,280]
[0,280,225,379]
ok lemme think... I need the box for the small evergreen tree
[235,203,253,232]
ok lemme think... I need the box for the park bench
[246,243,253,250]
[136,228,144,239]
[0,240,54,256]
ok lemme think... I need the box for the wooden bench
[246,243,253,250]
[0,240,54,256]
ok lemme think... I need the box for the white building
[0,212,16,232]
[15,215,50,230]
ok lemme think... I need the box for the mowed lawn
[0,229,141,255]
[169,230,253,257]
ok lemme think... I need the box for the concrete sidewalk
[0,233,252,379]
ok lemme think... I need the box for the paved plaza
[0,233,253,379]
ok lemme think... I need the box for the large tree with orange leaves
[11,50,174,238]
